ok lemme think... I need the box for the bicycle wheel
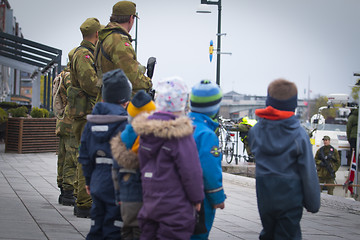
[224,142,234,164]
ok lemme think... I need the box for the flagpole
[355,92,360,198]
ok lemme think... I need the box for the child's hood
[132,112,194,139]
[249,116,300,155]
[86,102,127,141]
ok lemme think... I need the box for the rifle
[146,57,156,100]
[321,158,336,179]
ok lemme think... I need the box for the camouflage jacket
[70,40,99,103]
[69,40,100,119]
[95,22,152,97]
[315,145,341,179]
[56,67,73,136]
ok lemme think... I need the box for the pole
[216,0,221,86]
[135,12,138,55]
[355,90,360,197]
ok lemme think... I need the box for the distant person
[188,80,226,239]
[95,0,152,98]
[346,107,358,165]
[69,17,102,218]
[248,78,320,240]
[237,116,257,162]
[78,69,132,239]
[314,135,341,195]
[132,77,204,239]
[111,90,156,240]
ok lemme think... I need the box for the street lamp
[197,0,222,86]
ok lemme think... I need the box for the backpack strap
[97,29,131,63]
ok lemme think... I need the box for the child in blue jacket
[110,90,156,240]
[248,79,320,240]
[78,69,132,239]
[189,80,226,239]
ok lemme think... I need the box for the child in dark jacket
[110,90,156,240]
[78,69,132,239]
[248,78,320,240]
[132,77,204,240]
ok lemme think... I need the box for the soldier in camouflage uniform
[237,117,257,162]
[69,17,102,218]
[56,48,78,207]
[95,1,152,98]
[314,135,341,195]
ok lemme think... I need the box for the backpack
[53,71,70,120]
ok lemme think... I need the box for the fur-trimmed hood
[110,132,139,169]
[132,112,194,139]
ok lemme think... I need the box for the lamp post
[197,0,222,86]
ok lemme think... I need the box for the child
[188,80,226,239]
[110,90,156,240]
[78,69,132,239]
[248,78,320,240]
[132,77,204,240]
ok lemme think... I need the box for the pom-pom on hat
[102,69,132,104]
[127,90,156,117]
[155,77,189,113]
[266,78,298,112]
[190,80,222,117]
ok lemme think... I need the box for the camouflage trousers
[319,177,335,195]
[57,134,77,192]
[73,118,92,209]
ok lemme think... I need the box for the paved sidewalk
[1,146,360,239]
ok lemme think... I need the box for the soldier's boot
[62,190,76,206]
[58,187,64,204]
[76,207,91,218]
[73,203,77,216]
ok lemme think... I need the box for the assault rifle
[321,157,336,179]
[146,57,156,100]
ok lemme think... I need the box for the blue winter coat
[188,112,225,205]
[248,115,320,214]
[110,124,143,202]
[78,102,127,197]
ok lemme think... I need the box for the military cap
[322,136,330,140]
[80,18,101,36]
[112,1,139,18]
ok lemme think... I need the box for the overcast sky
[7,0,360,100]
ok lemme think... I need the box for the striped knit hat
[190,80,222,117]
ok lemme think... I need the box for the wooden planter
[5,117,59,153]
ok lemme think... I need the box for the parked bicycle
[218,117,236,164]
[218,117,256,164]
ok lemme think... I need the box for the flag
[347,151,357,194]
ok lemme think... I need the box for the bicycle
[218,117,236,164]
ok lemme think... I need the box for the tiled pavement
[1,145,360,239]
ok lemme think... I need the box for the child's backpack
[53,71,69,120]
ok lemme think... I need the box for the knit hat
[266,78,298,112]
[190,80,222,117]
[127,90,156,117]
[155,77,189,112]
[102,69,132,104]
[80,17,101,37]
